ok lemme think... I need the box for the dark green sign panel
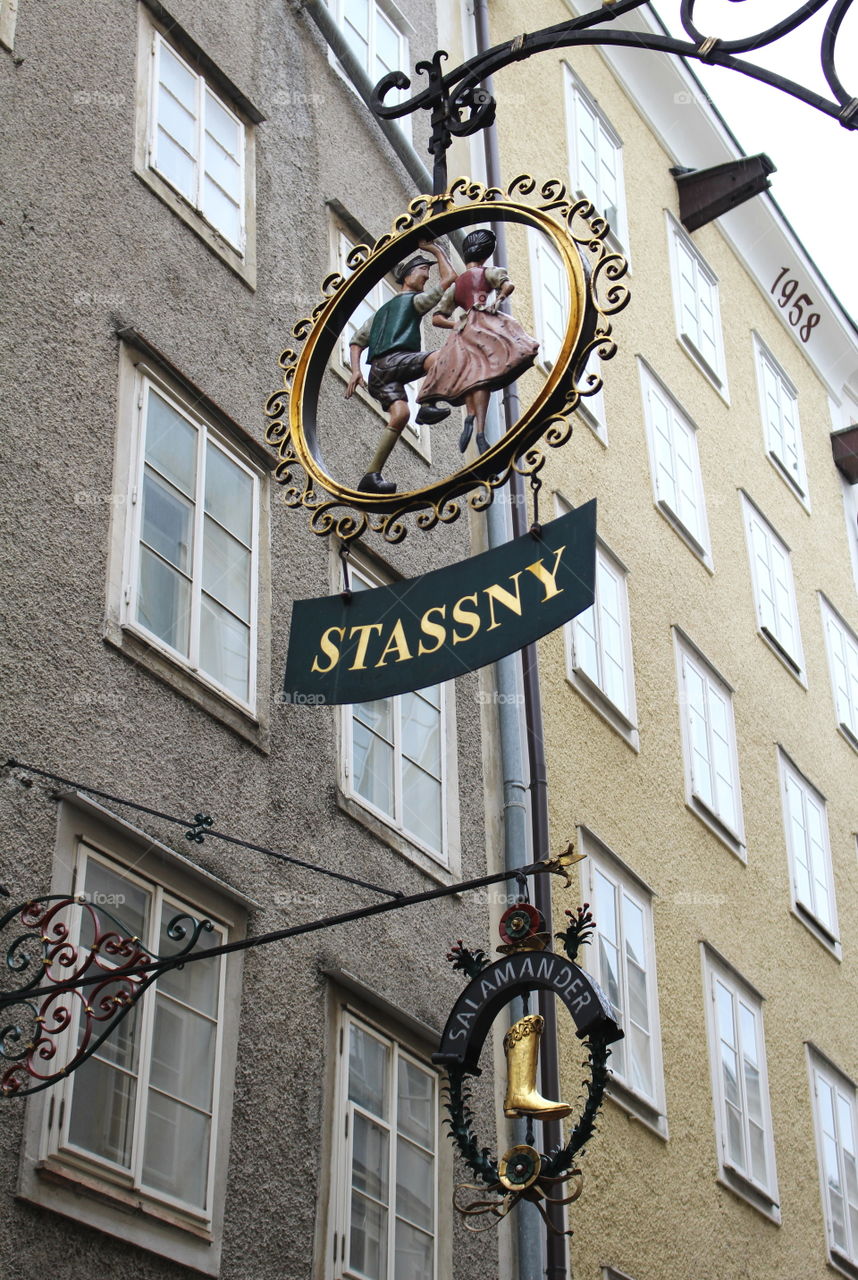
[283,500,596,705]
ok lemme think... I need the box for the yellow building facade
[443,1,858,1276]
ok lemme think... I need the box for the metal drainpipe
[472,1,568,1276]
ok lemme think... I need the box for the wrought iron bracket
[371,0,858,194]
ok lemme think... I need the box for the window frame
[777,748,840,953]
[324,0,413,141]
[578,830,666,1134]
[123,365,262,714]
[563,65,630,255]
[741,492,806,681]
[0,0,18,50]
[820,594,858,754]
[134,5,258,286]
[666,213,728,397]
[639,360,712,567]
[337,556,461,881]
[328,1006,441,1280]
[753,334,809,505]
[808,1046,858,1277]
[17,795,248,1276]
[563,520,638,749]
[701,947,780,1217]
[674,630,745,857]
[528,229,569,376]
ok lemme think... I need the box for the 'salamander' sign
[283,501,596,704]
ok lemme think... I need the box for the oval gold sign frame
[265,176,629,543]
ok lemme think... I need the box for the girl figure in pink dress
[417,229,539,454]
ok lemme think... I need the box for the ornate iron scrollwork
[0,894,212,1097]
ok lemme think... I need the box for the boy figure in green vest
[345,239,456,495]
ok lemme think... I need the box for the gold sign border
[265,175,629,544]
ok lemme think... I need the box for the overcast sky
[655,0,858,322]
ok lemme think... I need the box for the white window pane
[79,857,150,946]
[396,1137,434,1230]
[354,698,393,741]
[157,86,197,155]
[349,1025,389,1116]
[157,907,221,1016]
[202,175,242,246]
[156,128,197,200]
[203,518,251,621]
[204,133,242,202]
[572,604,599,682]
[137,544,191,655]
[395,1219,433,1280]
[375,11,400,75]
[402,761,442,852]
[142,469,194,573]
[204,442,253,544]
[725,1099,745,1169]
[68,1055,138,1167]
[352,1112,390,1203]
[205,90,240,157]
[159,42,197,114]
[350,1192,388,1280]
[142,1092,211,1207]
[398,1059,434,1150]
[150,997,216,1111]
[401,692,441,778]
[145,390,197,495]
[200,594,250,699]
[628,1019,653,1097]
[353,720,394,816]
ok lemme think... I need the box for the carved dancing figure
[346,239,456,496]
[418,229,540,454]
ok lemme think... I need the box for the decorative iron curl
[0,895,214,1098]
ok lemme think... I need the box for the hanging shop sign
[283,500,595,704]
[436,884,623,1235]
[265,174,629,546]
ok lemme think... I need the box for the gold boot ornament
[503,1014,572,1119]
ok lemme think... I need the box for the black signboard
[283,501,597,704]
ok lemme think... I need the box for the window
[330,1010,438,1280]
[580,833,665,1131]
[126,369,260,709]
[674,632,744,853]
[667,214,726,390]
[567,538,638,746]
[565,68,629,249]
[135,8,258,283]
[341,562,458,872]
[0,0,18,50]
[640,362,711,562]
[576,347,607,440]
[702,950,779,1214]
[529,232,569,371]
[335,227,421,444]
[326,0,411,127]
[820,596,858,750]
[18,798,246,1275]
[809,1050,858,1274]
[741,494,804,677]
[754,336,808,501]
[778,750,838,947]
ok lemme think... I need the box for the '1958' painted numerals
[771,267,820,343]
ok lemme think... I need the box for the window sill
[767,450,811,512]
[328,360,430,463]
[605,1074,667,1139]
[336,787,458,885]
[566,668,639,752]
[838,720,858,755]
[655,499,713,571]
[687,796,746,862]
[790,902,841,960]
[133,166,256,290]
[829,1247,858,1280]
[677,333,730,406]
[758,626,807,687]
[18,1157,221,1275]
[717,1165,780,1223]
[105,622,269,753]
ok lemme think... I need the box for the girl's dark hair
[461,229,496,262]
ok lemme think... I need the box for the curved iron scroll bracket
[0,895,213,1097]
[371,0,858,194]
